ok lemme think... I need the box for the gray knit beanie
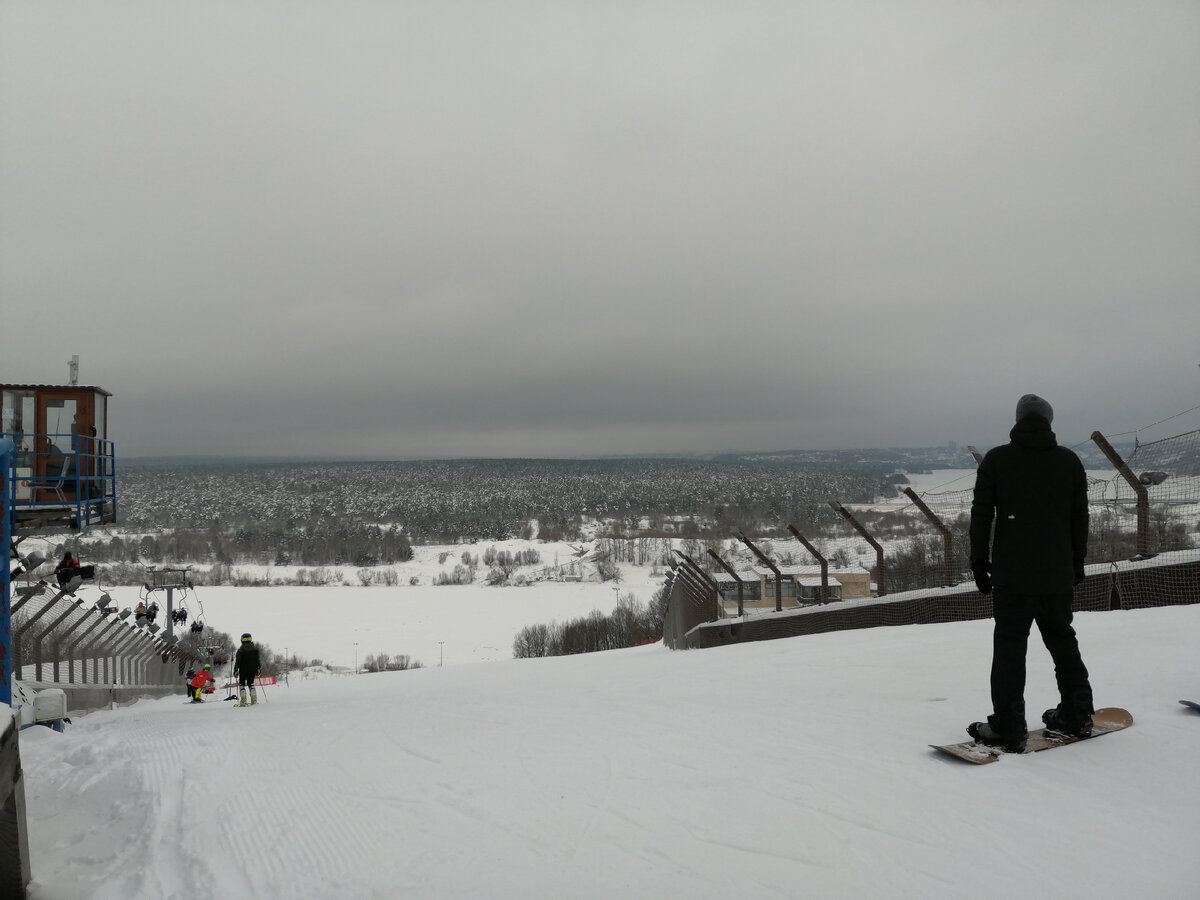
[1015,393,1053,423]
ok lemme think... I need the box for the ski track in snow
[209,705,392,899]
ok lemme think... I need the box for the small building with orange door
[1,382,116,530]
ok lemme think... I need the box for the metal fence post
[829,501,887,596]
[1091,430,1152,559]
[108,626,142,684]
[80,617,124,685]
[31,597,85,682]
[787,524,829,603]
[51,607,98,683]
[706,549,745,617]
[672,551,720,623]
[738,532,784,611]
[67,611,113,684]
[902,487,956,587]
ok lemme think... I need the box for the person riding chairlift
[53,550,96,589]
[53,551,80,587]
[54,552,93,587]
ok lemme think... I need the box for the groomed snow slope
[20,603,1200,900]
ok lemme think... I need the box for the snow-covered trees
[511,588,667,658]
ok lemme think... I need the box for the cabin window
[95,393,107,440]
[2,389,35,455]
[44,398,79,454]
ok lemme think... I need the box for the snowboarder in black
[967,394,1094,752]
[234,633,261,706]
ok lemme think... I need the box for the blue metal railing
[2,436,14,706]
[0,432,117,531]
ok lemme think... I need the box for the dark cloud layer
[2,2,1198,459]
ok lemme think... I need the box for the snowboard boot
[1043,688,1094,736]
[967,719,1027,753]
[1042,705,1093,737]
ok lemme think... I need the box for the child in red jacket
[189,664,214,702]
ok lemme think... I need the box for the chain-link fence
[666,425,1200,649]
[10,574,199,710]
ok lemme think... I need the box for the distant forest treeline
[98,455,923,566]
[81,444,1184,580]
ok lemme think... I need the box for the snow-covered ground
[13,536,666,671]
[19,599,1200,899]
[149,554,666,671]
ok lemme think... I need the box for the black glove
[1073,559,1085,586]
[971,559,992,595]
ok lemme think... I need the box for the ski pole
[224,660,237,700]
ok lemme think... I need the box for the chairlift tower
[141,565,195,640]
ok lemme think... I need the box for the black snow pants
[990,590,1093,735]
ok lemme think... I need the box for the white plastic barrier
[32,689,66,726]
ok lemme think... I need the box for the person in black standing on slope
[967,394,1094,752]
[234,633,262,706]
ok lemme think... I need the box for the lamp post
[438,641,444,667]
[354,642,358,675]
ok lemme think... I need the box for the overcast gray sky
[2,2,1197,459]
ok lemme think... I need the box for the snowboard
[1180,700,1200,712]
[931,707,1133,764]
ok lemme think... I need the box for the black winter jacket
[234,642,261,677]
[969,415,1088,594]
